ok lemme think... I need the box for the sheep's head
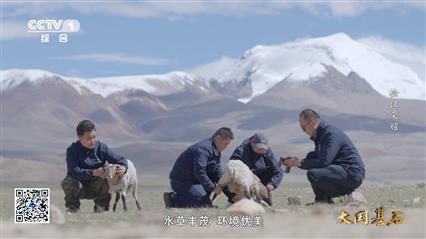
[103,162,116,180]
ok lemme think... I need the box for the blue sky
[1,1,425,78]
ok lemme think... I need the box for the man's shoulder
[193,138,212,151]
[241,138,251,147]
[235,138,250,151]
[96,140,107,148]
[318,122,347,145]
[318,121,336,135]
[324,122,346,138]
[66,141,79,152]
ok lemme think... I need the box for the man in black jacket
[283,109,365,205]
[61,120,128,213]
[164,127,233,208]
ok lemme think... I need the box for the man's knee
[307,169,321,182]
[81,178,109,199]
[185,185,211,207]
[61,176,80,195]
[95,179,111,200]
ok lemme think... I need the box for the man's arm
[101,143,128,173]
[305,151,317,160]
[211,162,223,183]
[193,147,216,193]
[65,146,95,181]
[299,133,340,169]
[265,150,284,189]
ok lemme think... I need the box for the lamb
[215,160,272,206]
[103,159,142,212]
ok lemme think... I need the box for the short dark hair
[212,127,234,140]
[76,120,96,136]
[299,108,320,122]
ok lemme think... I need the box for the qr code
[15,188,50,223]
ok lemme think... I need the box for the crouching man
[61,120,128,214]
[283,109,365,205]
[163,127,234,208]
[226,133,283,203]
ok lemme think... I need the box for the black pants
[60,176,111,210]
[306,165,364,201]
[170,180,213,208]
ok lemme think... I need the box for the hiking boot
[163,192,175,208]
[94,204,108,213]
[66,208,80,214]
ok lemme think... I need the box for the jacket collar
[76,140,99,153]
[209,138,220,157]
[311,120,328,142]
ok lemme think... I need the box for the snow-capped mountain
[199,33,425,102]
[1,69,211,98]
[1,33,424,104]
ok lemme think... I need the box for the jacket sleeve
[193,147,216,192]
[211,162,223,183]
[300,132,340,170]
[66,146,95,181]
[101,143,128,172]
[305,151,317,160]
[265,150,284,188]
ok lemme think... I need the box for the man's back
[169,138,221,183]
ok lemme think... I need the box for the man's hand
[116,165,126,177]
[266,184,274,192]
[282,157,301,167]
[212,184,223,195]
[92,167,105,177]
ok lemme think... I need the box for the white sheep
[226,198,266,215]
[103,159,142,212]
[216,160,272,206]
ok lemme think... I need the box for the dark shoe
[94,204,108,213]
[66,208,80,214]
[163,192,175,208]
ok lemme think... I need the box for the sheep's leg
[133,189,142,211]
[113,192,120,212]
[121,193,127,211]
[244,187,252,200]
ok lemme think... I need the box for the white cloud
[190,56,238,80]
[296,2,421,18]
[0,20,35,40]
[327,2,366,17]
[2,2,424,44]
[55,53,170,66]
[2,1,423,19]
[358,36,425,81]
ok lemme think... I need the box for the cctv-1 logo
[28,19,80,32]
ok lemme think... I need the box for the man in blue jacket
[227,133,283,201]
[283,109,365,205]
[164,127,234,208]
[61,120,128,213]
